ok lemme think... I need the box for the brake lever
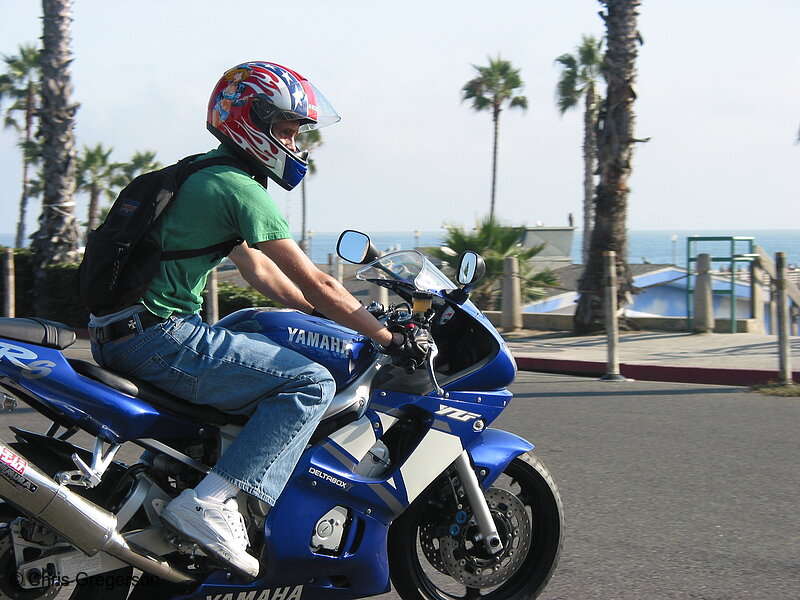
[426,342,444,397]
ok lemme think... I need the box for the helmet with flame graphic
[207,62,340,190]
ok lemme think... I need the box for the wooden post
[3,248,14,318]
[205,267,219,324]
[693,253,714,333]
[501,256,522,331]
[775,252,793,385]
[601,251,626,381]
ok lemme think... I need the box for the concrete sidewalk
[65,330,798,388]
[503,330,800,386]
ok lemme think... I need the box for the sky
[1,0,798,241]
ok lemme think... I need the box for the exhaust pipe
[0,438,195,585]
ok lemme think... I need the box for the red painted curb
[514,356,798,387]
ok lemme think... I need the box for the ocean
[2,229,797,269]
[296,229,800,269]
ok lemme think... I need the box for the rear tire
[388,451,563,600]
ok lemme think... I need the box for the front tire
[388,451,563,600]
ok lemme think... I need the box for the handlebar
[371,300,444,396]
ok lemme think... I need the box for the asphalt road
[498,372,800,600]
[1,371,798,599]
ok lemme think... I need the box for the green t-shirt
[141,146,291,317]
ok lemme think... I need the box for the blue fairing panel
[0,339,213,443]
[217,308,378,390]
[466,428,534,489]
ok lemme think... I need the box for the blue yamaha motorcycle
[0,232,563,600]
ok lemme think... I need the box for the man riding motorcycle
[88,61,426,577]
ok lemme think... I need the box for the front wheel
[388,451,563,600]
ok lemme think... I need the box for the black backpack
[73,154,246,316]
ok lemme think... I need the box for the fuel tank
[216,308,378,390]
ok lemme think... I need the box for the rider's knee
[307,363,336,406]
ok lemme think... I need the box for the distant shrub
[0,248,37,318]
[0,251,276,328]
[38,262,89,327]
[202,281,279,321]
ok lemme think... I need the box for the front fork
[454,451,503,555]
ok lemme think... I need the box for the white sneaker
[161,489,260,577]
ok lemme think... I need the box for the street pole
[501,256,522,331]
[693,253,714,333]
[3,248,14,318]
[328,253,343,284]
[775,252,793,385]
[671,234,677,266]
[205,267,219,324]
[601,251,627,381]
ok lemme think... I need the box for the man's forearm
[247,276,314,313]
[303,277,393,346]
[230,243,315,312]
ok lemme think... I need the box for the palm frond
[462,55,527,116]
[554,35,604,115]
[433,216,558,310]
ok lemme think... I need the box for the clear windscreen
[356,251,457,292]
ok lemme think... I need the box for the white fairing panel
[399,429,463,503]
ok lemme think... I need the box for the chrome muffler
[0,438,195,585]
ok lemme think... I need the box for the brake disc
[440,487,532,588]
[418,512,449,574]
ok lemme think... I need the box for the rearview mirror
[456,251,486,286]
[336,230,381,264]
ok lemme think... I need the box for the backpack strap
[158,155,249,262]
[174,155,251,187]
[160,238,244,261]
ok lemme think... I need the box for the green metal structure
[686,236,755,333]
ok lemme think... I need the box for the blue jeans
[92,313,335,505]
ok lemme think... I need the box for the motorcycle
[0,231,563,600]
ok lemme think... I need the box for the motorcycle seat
[0,317,76,350]
[68,359,247,426]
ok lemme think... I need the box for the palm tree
[574,0,643,334]
[76,143,123,238]
[30,0,81,279]
[555,35,604,265]
[462,56,528,221]
[93,150,161,224]
[430,216,557,311]
[0,44,41,248]
[296,129,323,255]
[115,150,161,183]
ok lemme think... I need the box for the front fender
[465,428,534,489]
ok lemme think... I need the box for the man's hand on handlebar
[380,323,432,373]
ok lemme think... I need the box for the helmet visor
[251,81,340,133]
[300,82,341,132]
